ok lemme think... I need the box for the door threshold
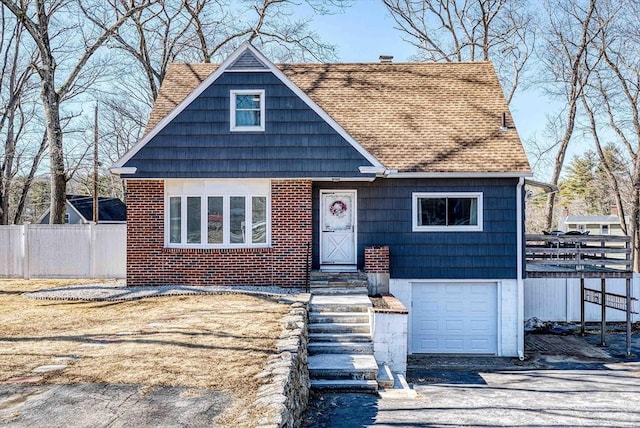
[319,265,358,272]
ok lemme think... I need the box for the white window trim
[601,224,609,235]
[165,180,271,249]
[230,89,265,132]
[412,192,483,232]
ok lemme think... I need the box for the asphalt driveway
[0,383,229,428]
[305,331,640,427]
[305,365,640,427]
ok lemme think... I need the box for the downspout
[516,177,525,361]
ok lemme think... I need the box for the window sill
[412,226,483,232]
[163,246,272,254]
[230,126,265,132]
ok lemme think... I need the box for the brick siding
[126,179,312,286]
[364,245,389,274]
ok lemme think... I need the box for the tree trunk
[14,131,47,224]
[40,75,67,224]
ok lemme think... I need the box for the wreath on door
[329,200,347,217]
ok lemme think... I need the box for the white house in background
[560,206,627,236]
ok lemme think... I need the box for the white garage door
[412,282,498,354]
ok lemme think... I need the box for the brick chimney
[610,204,619,217]
[562,206,569,217]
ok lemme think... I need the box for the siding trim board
[113,42,383,175]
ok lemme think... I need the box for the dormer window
[230,89,265,131]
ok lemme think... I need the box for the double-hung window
[412,192,483,232]
[167,180,270,248]
[230,89,265,131]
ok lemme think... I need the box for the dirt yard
[0,279,290,425]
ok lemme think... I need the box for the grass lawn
[0,279,290,425]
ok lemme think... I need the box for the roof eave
[385,171,533,179]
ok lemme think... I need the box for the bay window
[166,180,270,248]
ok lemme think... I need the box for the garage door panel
[412,282,498,354]
[419,320,438,331]
[470,301,492,312]
[470,338,491,350]
[445,301,464,313]
[445,339,464,352]
[445,287,464,296]
[445,319,463,332]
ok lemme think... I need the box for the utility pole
[93,103,99,223]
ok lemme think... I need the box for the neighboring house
[560,206,627,236]
[111,43,532,357]
[39,195,127,224]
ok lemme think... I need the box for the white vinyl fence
[525,276,640,323]
[0,224,126,279]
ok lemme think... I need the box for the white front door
[320,190,357,268]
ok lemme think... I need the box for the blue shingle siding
[313,178,520,279]
[228,50,268,70]
[123,71,374,178]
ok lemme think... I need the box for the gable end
[228,49,268,71]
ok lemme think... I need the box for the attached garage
[411,282,498,354]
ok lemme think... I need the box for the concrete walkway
[22,281,306,302]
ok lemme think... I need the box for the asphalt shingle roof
[67,195,126,222]
[146,61,531,174]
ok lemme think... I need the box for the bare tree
[1,0,152,223]
[104,0,342,107]
[540,0,598,230]
[94,0,344,183]
[382,0,535,104]
[578,0,640,269]
[0,5,43,224]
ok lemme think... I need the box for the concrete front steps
[308,291,379,393]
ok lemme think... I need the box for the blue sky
[304,1,563,175]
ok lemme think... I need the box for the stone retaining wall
[250,301,309,427]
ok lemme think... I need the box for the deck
[526,234,632,278]
[525,233,635,355]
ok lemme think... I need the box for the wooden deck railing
[525,234,632,274]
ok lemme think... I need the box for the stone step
[308,354,378,381]
[309,312,370,324]
[309,341,374,355]
[310,321,370,333]
[309,332,372,343]
[310,286,369,295]
[309,322,370,334]
[310,379,378,393]
[309,295,371,313]
[310,280,368,287]
[310,272,368,281]
[376,363,394,389]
